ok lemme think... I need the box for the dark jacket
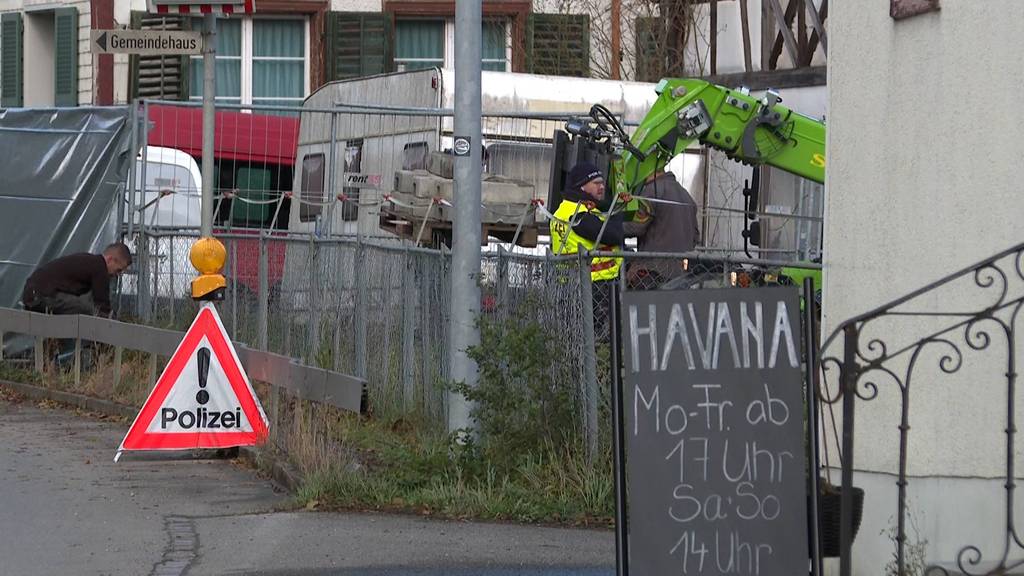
[22,253,112,314]
[559,187,625,247]
[624,172,700,278]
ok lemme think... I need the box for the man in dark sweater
[22,243,132,316]
[624,169,701,289]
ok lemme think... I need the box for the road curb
[0,378,304,493]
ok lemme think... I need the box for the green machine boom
[563,78,826,290]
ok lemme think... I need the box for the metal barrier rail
[0,307,365,414]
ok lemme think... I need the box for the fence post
[402,247,415,411]
[257,231,269,351]
[34,337,44,374]
[168,235,176,323]
[578,250,598,464]
[125,102,138,242]
[355,238,367,380]
[73,337,81,388]
[113,346,122,392]
[497,246,508,313]
[230,237,238,339]
[139,233,151,322]
[149,353,158,388]
[306,235,318,364]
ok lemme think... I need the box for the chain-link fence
[119,231,820,461]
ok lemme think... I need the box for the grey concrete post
[448,0,483,435]
[257,231,269,351]
[578,250,598,463]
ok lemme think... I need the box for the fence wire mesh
[117,99,825,470]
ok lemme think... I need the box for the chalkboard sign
[622,287,808,575]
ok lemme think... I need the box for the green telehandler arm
[564,78,826,291]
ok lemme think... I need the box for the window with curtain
[189,17,307,109]
[189,18,242,103]
[253,19,305,108]
[482,20,508,72]
[394,18,509,72]
[395,19,444,71]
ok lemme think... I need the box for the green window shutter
[326,12,393,81]
[2,12,24,108]
[634,17,665,83]
[130,11,189,100]
[54,7,79,106]
[526,13,590,78]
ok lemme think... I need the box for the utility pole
[448,0,483,435]
[201,13,216,238]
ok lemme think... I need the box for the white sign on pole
[90,30,202,55]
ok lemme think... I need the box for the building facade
[1,0,825,108]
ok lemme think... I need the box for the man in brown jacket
[624,170,701,289]
[22,243,132,317]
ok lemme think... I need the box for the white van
[120,146,203,306]
[126,146,203,231]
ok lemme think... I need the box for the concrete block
[427,151,454,179]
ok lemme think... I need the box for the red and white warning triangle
[115,302,269,461]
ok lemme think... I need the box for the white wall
[23,9,55,106]
[1,0,93,106]
[825,1,1024,574]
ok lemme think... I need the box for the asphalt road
[0,394,615,576]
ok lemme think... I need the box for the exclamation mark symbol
[196,347,211,405]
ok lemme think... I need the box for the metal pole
[448,0,483,435]
[230,238,237,337]
[579,250,598,463]
[137,100,151,320]
[168,235,175,322]
[402,247,416,411]
[839,324,858,576]
[140,234,151,322]
[325,112,338,237]
[307,236,318,364]
[355,238,367,380]
[257,231,269,351]
[610,286,629,576]
[803,278,823,576]
[200,13,217,238]
[126,102,138,241]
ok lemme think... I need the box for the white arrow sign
[90,30,202,55]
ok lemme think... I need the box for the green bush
[449,310,581,470]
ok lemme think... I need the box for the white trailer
[288,67,665,244]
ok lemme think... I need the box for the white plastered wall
[824,1,1024,574]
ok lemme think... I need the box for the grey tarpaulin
[0,107,134,309]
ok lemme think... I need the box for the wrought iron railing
[819,241,1024,576]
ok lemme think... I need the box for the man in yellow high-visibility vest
[550,161,624,337]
